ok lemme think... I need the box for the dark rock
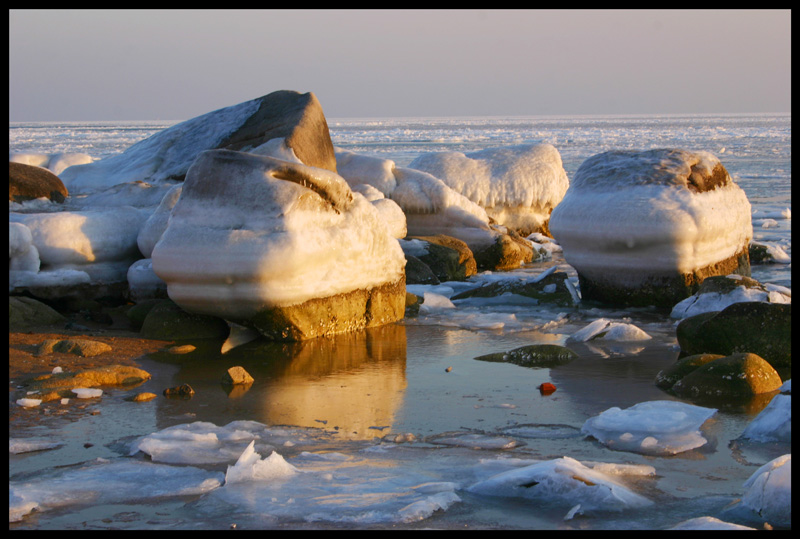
[9,161,68,203]
[163,384,195,398]
[139,300,230,340]
[453,269,576,307]
[676,302,791,368]
[405,255,440,285]
[654,353,725,389]
[9,296,66,329]
[475,344,577,368]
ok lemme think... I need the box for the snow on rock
[581,400,717,455]
[9,206,149,269]
[336,149,498,249]
[670,274,791,319]
[9,222,40,273]
[568,318,652,342]
[9,459,223,523]
[466,456,652,512]
[408,143,569,235]
[740,454,791,528]
[224,440,299,484]
[549,149,753,307]
[58,90,336,195]
[10,152,94,176]
[151,149,406,340]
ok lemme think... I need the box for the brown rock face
[249,277,406,341]
[9,162,69,203]
[219,90,338,173]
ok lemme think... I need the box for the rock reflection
[150,324,408,440]
[253,324,407,439]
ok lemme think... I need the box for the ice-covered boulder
[151,149,406,341]
[59,90,337,194]
[9,206,150,298]
[549,149,753,307]
[671,274,790,319]
[581,400,717,455]
[335,149,535,271]
[408,143,569,236]
[9,162,69,203]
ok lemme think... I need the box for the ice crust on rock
[581,400,717,455]
[408,143,569,234]
[466,456,652,512]
[670,277,791,319]
[58,98,262,194]
[151,149,406,319]
[549,149,752,283]
[335,149,499,252]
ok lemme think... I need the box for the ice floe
[581,400,717,455]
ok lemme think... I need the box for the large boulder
[151,149,406,341]
[549,149,753,307]
[676,302,791,369]
[59,90,337,194]
[670,353,783,399]
[9,162,69,203]
[9,295,66,329]
[408,143,569,236]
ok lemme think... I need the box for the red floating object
[538,382,557,394]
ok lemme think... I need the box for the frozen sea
[9,113,791,529]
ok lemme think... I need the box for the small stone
[163,384,195,398]
[538,382,557,394]
[222,366,255,386]
[445,366,452,372]
[129,392,158,402]
[167,344,196,354]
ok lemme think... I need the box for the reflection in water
[149,324,408,440]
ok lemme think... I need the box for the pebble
[445,366,452,372]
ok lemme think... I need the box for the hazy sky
[9,9,791,121]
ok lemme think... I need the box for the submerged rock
[35,338,112,358]
[549,148,752,307]
[475,344,577,368]
[654,353,725,390]
[25,365,152,391]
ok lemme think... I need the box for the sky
[9,9,791,122]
